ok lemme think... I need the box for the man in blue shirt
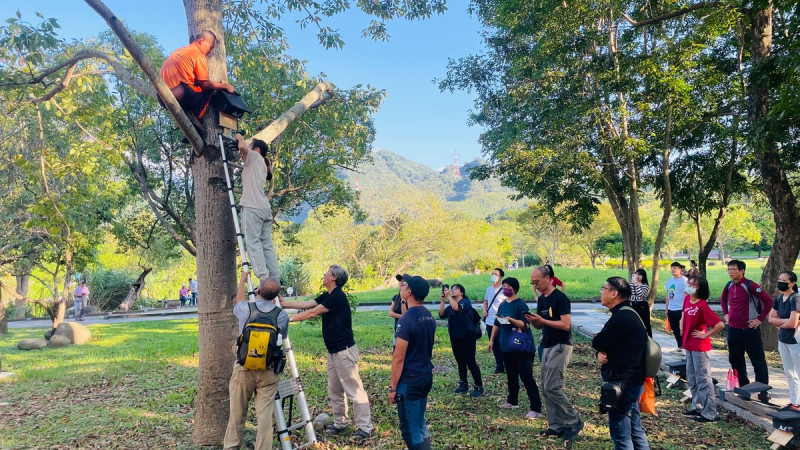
[389,275,436,450]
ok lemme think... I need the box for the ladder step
[228,162,244,170]
[277,377,304,400]
[233,189,242,195]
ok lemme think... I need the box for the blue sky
[4,1,486,170]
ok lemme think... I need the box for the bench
[161,299,182,308]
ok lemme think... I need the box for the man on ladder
[234,133,280,281]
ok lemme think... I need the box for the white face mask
[686,287,697,296]
[491,275,500,283]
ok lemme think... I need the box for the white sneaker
[499,402,519,409]
[525,410,541,420]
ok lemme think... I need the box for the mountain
[341,149,525,219]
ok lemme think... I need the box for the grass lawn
[0,312,768,449]
[351,265,768,305]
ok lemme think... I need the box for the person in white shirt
[483,267,507,373]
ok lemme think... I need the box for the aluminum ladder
[219,134,317,449]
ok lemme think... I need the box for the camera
[441,284,449,293]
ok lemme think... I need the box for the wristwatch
[388,386,396,393]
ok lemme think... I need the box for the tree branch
[250,83,335,144]
[10,48,158,102]
[83,0,204,155]
[620,2,726,27]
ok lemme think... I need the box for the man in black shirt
[283,264,374,443]
[527,266,582,440]
[592,277,650,450]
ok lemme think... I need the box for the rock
[48,335,71,348]
[312,413,332,434]
[84,305,99,315]
[18,338,47,350]
[53,322,91,344]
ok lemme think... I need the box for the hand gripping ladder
[219,135,317,449]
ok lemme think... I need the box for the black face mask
[778,282,790,292]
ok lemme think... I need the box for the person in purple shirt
[720,259,774,401]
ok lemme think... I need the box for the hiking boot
[681,409,701,417]
[759,391,771,404]
[562,420,584,440]
[470,386,485,397]
[324,424,348,436]
[349,428,374,443]
[454,381,469,394]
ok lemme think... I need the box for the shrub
[279,257,312,296]
[86,268,136,311]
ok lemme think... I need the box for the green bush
[279,257,312,296]
[86,268,135,311]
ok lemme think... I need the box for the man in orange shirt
[159,30,234,134]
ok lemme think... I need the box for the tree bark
[118,267,152,311]
[746,2,799,352]
[649,106,674,305]
[14,269,30,319]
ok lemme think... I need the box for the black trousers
[159,83,212,118]
[667,309,683,348]
[502,351,542,412]
[728,326,769,387]
[630,301,652,337]
[486,324,505,370]
[450,336,482,387]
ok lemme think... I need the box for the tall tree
[2,1,448,443]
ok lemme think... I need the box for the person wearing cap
[389,275,436,450]
[665,262,688,354]
[389,274,407,350]
[282,265,374,443]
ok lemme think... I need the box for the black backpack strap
[247,301,259,322]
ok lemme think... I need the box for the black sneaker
[681,409,701,417]
[324,424,348,436]
[349,428,374,443]
[759,392,772,404]
[693,416,718,423]
[454,381,469,393]
[538,428,563,437]
[470,386,485,397]
[562,420,584,440]
[494,366,505,374]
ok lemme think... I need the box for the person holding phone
[439,284,484,397]
[488,277,542,420]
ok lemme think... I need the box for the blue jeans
[396,382,430,449]
[608,383,649,450]
[190,292,197,306]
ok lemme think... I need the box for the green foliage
[278,257,311,296]
[85,268,136,312]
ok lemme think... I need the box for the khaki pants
[223,363,280,450]
[327,345,373,433]
[541,343,580,431]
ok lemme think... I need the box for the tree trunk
[747,2,800,352]
[119,267,152,311]
[649,106,674,305]
[184,1,239,444]
[14,272,30,319]
[0,287,6,335]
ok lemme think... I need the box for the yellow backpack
[236,302,285,372]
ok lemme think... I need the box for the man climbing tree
[159,30,234,137]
